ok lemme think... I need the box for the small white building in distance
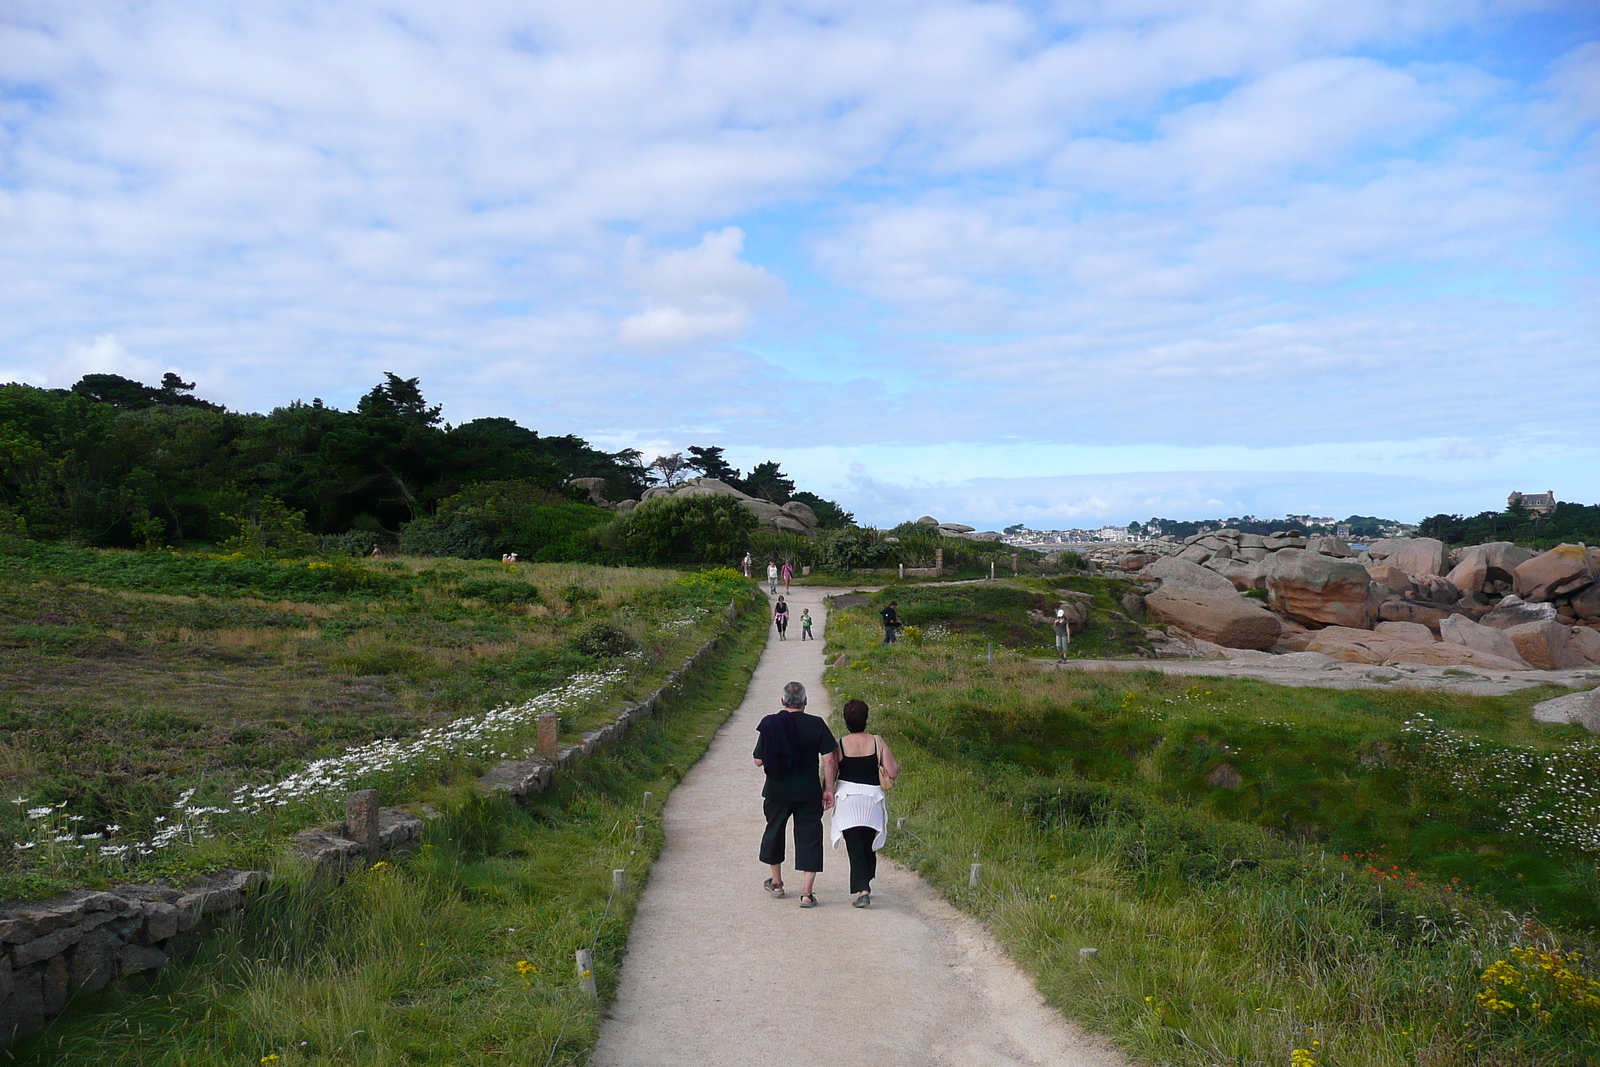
[1508,490,1556,515]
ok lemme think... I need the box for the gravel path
[592,586,1125,1067]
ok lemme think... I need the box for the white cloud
[47,334,162,389]
[617,227,785,348]
[0,1,1593,524]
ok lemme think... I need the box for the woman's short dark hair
[842,699,869,733]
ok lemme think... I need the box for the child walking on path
[799,608,813,640]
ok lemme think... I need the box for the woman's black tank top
[837,734,879,785]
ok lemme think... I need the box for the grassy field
[823,586,1600,1066]
[0,539,749,899]
[9,578,770,1066]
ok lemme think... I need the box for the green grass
[851,577,1151,658]
[0,540,751,898]
[8,590,768,1066]
[823,589,1600,1066]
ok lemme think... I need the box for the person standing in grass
[754,681,837,908]
[799,608,813,641]
[773,596,790,640]
[831,699,898,908]
[881,601,900,644]
[1053,608,1071,662]
[742,551,753,578]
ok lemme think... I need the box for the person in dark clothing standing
[881,601,900,644]
[753,681,837,908]
[773,596,789,640]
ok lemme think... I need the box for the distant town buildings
[1508,490,1557,515]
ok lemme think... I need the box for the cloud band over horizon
[2,1,1596,527]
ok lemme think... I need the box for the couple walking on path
[754,681,898,907]
[592,584,1124,1067]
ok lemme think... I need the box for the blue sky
[2,1,1596,528]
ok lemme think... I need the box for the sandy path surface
[593,586,1125,1067]
[1051,655,1600,697]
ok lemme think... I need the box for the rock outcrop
[1147,556,1237,593]
[1266,551,1374,629]
[1503,620,1589,671]
[1145,589,1282,650]
[1513,544,1599,602]
[637,477,822,537]
[1439,615,1533,668]
[1446,542,1533,595]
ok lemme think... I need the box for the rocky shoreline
[1078,532,1600,724]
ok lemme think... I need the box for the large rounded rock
[1504,620,1589,670]
[1304,627,1415,664]
[1387,537,1448,576]
[1569,626,1600,665]
[1513,544,1599,602]
[1480,595,1559,629]
[1446,542,1533,595]
[1267,551,1375,629]
[739,498,785,525]
[1145,589,1282,650]
[1574,584,1600,620]
[1439,615,1533,668]
[771,515,813,536]
[676,477,750,499]
[779,501,819,528]
[1384,644,1532,671]
[1148,556,1237,593]
[1308,535,1353,557]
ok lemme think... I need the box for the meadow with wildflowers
[824,586,1600,1066]
[9,564,770,1066]
[0,539,751,899]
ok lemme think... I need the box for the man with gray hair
[753,680,838,908]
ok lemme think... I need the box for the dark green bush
[400,480,610,561]
[616,494,756,563]
[454,578,541,605]
[568,621,635,659]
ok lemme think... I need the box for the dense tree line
[1418,502,1600,550]
[1129,514,1394,540]
[0,372,859,564]
[0,372,652,548]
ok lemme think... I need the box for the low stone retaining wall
[0,602,748,1047]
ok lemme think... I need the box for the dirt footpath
[592,586,1125,1067]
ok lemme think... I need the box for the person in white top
[830,699,900,908]
[766,561,779,593]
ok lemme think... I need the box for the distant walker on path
[1053,609,1071,662]
[753,681,837,908]
[831,699,898,908]
[767,561,779,593]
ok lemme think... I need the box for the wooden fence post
[575,949,597,997]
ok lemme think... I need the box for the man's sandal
[763,878,785,898]
[799,893,817,908]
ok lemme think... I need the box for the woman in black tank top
[833,699,901,906]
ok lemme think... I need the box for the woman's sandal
[799,893,817,908]
[852,892,871,908]
[763,878,785,898]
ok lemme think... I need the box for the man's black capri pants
[759,797,824,873]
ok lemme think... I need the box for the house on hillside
[1508,490,1557,516]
